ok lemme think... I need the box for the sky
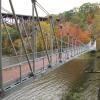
[2,0,100,16]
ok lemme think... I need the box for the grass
[64,51,100,100]
[64,74,88,100]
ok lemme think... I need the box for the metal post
[9,0,33,76]
[73,38,74,56]
[71,36,73,57]
[71,37,72,57]
[56,53,57,64]
[76,40,78,54]
[72,37,74,56]
[31,0,36,74]
[35,29,37,59]
[79,42,80,54]
[42,57,44,70]
[76,39,77,55]
[33,1,51,68]
[2,16,22,83]
[67,34,69,59]
[60,25,63,62]
[0,0,3,92]
[51,17,59,50]
[49,16,54,67]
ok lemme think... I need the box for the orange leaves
[56,22,79,37]
[56,29,61,38]
[79,31,90,43]
[86,15,93,25]
[56,22,90,43]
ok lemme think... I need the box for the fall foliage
[2,2,100,55]
[56,22,90,43]
[86,14,93,25]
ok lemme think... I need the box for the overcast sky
[2,0,100,16]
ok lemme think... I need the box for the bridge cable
[33,2,51,67]
[2,7,34,56]
[1,15,22,82]
[36,2,59,52]
[9,0,33,75]
[36,2,50,15]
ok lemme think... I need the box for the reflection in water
[3,53,99,100]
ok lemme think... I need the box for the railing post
[75,39,76,55]
[31,0,36,74]
[73,38,76,56]
[72,37,73,56]
[49,16,54,67]
[67,33,69,59]
[71,36,73,57]
[56,53,57,64]
[42,57,44,70]
[0,0,3,92]
[73,37,75,56]
[59,25,63,63]
[56,18,63,63]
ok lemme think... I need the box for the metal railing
[2,49,58,69]
[1,45,91,89]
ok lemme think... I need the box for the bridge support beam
[59,25,63,63]
[0,0,3,94]
[67,34,70,59]
[9,0,34,77]
[31,0,36,74]
[31,0,51,68]
[57,18,63,63]
[49,16,54,67]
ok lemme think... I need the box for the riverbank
[65,51,100,100]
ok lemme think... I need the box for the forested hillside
[59,3,100,50]
[2,3,100,56]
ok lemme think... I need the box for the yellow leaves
[35,21,51,51]
[95,14,100,19]
[40,22,50,33]
[13,39,21,49]
[96,25,100,31]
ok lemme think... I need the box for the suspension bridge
[0,0,96,99]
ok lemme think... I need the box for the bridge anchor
[29,72,35,77]
[48,64,52,68]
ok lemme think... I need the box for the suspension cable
[2,7,34,54]
[1,7,11,13]
[1,15,22,82]
[9,0,33,75]
[2,3,86,53]
[34,3,51,66]
[2,4,34,75]
[36,1,50,15]
[19,18,33,52]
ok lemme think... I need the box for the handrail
[2,45,92,70]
